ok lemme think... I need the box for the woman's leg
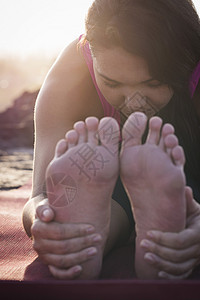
[46,117,120,279]
[120,112,186,279]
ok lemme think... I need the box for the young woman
[23,0,200,280]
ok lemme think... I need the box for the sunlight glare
[0,0,199,58]
[0,0,93,57]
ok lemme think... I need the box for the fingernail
[93,234,102,243]
[73,266,82,274]
[158,271,167,279]
[42,209,51,219]
[85,226,95,234]
[87,247,97,257]
[147,231,155,239]
[144,253,156,264]
[140,240,151,249]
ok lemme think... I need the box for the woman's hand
[140,187,200,279]
[31,200,102,280]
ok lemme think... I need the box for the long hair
[85,0,200,199]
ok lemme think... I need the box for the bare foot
[45,117,119,279]
[120,112,186,279]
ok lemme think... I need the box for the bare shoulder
[36,38,103,125]
[46,38,87,84]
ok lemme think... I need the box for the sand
[0,147,33,190]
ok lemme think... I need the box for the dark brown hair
[85,0,200,199]
[85,0,200,92]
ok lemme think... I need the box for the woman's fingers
[158,269,193,280]
[31,219,95,240]
[146,228,200,249]
[33,233,102,255]
[144,252,197,276]
[31,218,101,270]
[49,265,82,280]
[141,239,200,263]
[42,247,97,269]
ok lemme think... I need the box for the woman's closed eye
[145,80,163,88]
[103,81,121,88]
[103,79,163,89]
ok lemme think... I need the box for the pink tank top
[190,61,200,98]
[80,35,200,119]
[79,36,120,124]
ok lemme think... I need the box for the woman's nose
[120,90,158,119]
[122,86,139,100]
[120,88,144,111]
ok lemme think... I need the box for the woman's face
[93,46,173,119]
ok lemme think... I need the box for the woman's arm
[23,38,104,234]
[22,38,104,279]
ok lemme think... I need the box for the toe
[55,139,68,158]
[98,117,120,155]
[164,134,179,155]
[85,117,99,146]
[65,130,78,148]
[146,116,163,145]
[161,123,175,137]
[122,112,147,147]
[171,145,185,167]
[159,123,175,149]
[74,121,87,144]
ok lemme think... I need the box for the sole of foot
[120,112,186,279]
[45,117,120,279]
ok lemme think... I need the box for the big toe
[122,112,147,148]
[98,117,120,156]
[85,117,99,146]
[146,116,163,145]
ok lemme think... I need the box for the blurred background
[0,0,199,189]
[0,0,199,112]
[0,0,93,112]
[0,0,93,189]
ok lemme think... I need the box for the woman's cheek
[144,86,174,110]
[96,81,124,107]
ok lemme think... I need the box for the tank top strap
[79,35,120,124]
[190,60,200,98]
